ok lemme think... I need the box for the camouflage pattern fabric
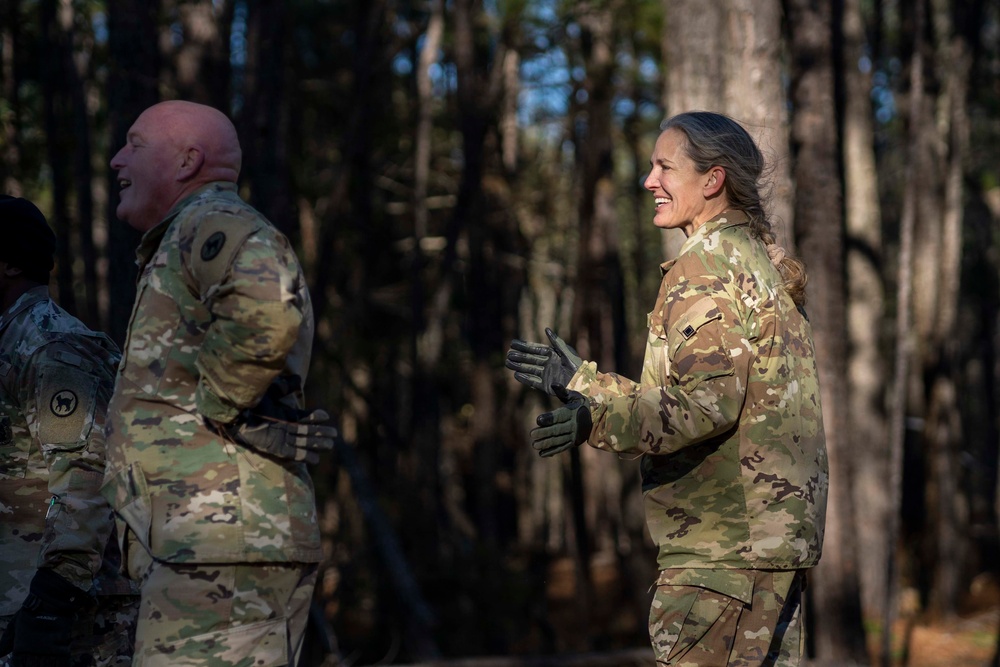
[0,287,137,661]
[101,182,323,565]
[0,593,140,667]
[566,210,828,571]
[131,560,317,667]
[649,569,803,666]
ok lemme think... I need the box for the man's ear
[177,146,205,181]
[705,167,726,198]
[2,263,22,278]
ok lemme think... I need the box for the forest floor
[892,606,998,667]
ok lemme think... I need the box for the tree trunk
[1,0,24,194]
[240,0,296,238]
[921,0,976,622]
[883,1,925,664]
[39,0,75,314]
[841,0,890,632]
[567,0,627,647]
[785,0,868,662]
[105,0,160,345]
[662,0,793,256]
[173,0,232,111]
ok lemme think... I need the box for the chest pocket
[120,251,180,398]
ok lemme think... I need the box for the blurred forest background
[2,0,1000,665]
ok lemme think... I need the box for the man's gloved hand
[530,385,592,458]
[505,328,582,397]
[0,568,88,666]
[225,409,337,465]
[213,377,338,465]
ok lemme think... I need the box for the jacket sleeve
[579,291,753,457]
[30,341,117,589]
[186,212,307,423]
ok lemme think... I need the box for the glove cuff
[26,568,88,615]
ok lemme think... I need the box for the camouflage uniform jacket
[0,287,128,615]
[567,211,828,580]
[101,182,322,564]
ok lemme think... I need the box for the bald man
[103,101,335,666]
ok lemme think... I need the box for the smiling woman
[506,111,826,666]
[643,127,729,236]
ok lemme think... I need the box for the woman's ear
[705,167,726,198]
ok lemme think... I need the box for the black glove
[530,385,592,458]
[215,378,338,465]
[506,328,582,397]
[0,568,89,666]
[222,408,337,465]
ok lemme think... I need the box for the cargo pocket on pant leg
[649,585,740,666]
[142,617,288,667]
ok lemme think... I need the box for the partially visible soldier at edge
[0,195,138,667]
[103,100,336,666]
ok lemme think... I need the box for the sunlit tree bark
[883,2,925,664]
[662,0,792,257]
[841,0,890,633]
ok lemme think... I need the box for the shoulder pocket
[668,298,724,356]
[666,298,734,383]
[189,213,260,296]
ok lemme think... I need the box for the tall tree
[0,0,24,194]
[169,0,233,110]
[239,0,296,237]
[39,0,76,315]
[105,0,161,344]
[785,0,868,661]
[662,0,793,257]
[883,1,925,663]
[841,0,890,632]
[918,0,981,622]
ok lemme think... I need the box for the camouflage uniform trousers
[0,593,139,667]
[126,536,318,667]
[648,570,805,667]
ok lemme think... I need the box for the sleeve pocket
[36,363,100,449]
[667,298,735,383]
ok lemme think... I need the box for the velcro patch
[190,212,261,293]
[37,362,99,447]
[201,231,227,261]
[672,298,723,342]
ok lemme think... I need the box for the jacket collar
[659,209,751,275]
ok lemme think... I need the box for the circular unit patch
[50,390,78,418]
[201,231,227,261]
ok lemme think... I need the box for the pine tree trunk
[842,0,890,630]
[786,0,868,661]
